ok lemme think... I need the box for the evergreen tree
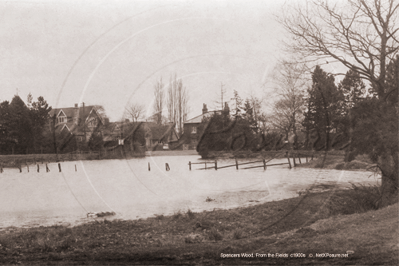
[232,90,243,116]
[0,101,12,153]
[339,70,366,106]
[351,55,398,206]
[30,96,52,153]
[336,70,366,160]
[8,95,32,153]
[243,97,264,133]
[303,66,344,149]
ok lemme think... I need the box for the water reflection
[0,155,379,229]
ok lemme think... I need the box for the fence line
[189,151,316,171]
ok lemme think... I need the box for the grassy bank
[0,189,397,265]
[295,153,375,171]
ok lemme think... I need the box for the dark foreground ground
[0,188,397,265]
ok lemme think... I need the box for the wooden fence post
[58,163,62,172]
[298,154,302,164]
[235,159,238,170]
[215,160,217,170]
[189,161,191,171]
[148,162,150,171]
[263,159,266,170]
[37,164,39,173]
[286,152,292,169]
[293,153,297,167]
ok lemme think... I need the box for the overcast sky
[0,0,311,121]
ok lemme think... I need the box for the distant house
[49,103,105,147]
[182,103,228,149]
[101,120,145,153]
[142,122,178,150]
[103,121,178,151]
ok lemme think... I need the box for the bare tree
[153,77,164,125]
[270,98,294,140]
[124,103,145,123]
[281,0,399,206]
[271,61,308,149]
[167,74,188,136]
[281,0,398,97]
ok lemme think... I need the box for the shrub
[232,229,243,240]
[187,209,195,219]
[208,227,223,241]
[327,184,383,215]
[184,233,203,244]
[172,211,183,220]
[345,151,356,162]
[155,214,164,220]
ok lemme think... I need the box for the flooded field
[0,155,379,229]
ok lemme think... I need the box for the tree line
[0,94,52,154]
[198,0,398,206]
[273,0,398,208]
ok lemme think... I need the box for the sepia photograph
[0,0,398,264]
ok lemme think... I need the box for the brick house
[182,103,226,149]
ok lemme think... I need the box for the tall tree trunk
[344,108,354,162]
[378,150,398,207]
[292,111,298,150]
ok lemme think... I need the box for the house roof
[144,122,174,140]
[158,123,177,142]
[54,121,86,135]
[123,122,142,140]
[50,107,73,118]
[49,105,101,123]
[101,121,143,142]
[185,111,219,124]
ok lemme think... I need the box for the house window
[58,116,66,124]
[88,118,98,128]
[191,126,197,134]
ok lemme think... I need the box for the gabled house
[49,103,105,143]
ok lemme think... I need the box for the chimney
[73,103,80,124]
[224,102,230,115]
[202,103,208,114]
